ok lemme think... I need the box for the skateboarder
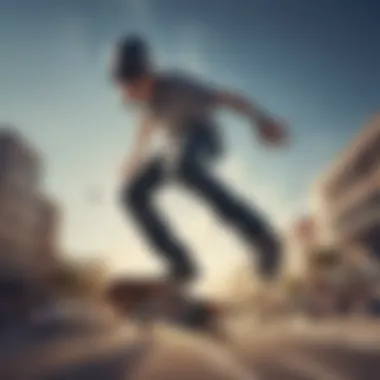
[111,35,288,286]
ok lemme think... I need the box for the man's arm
[122,114,156,180]
[214,91,268,122]
[214,90,287,145]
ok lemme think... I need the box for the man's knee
[178,159,243,222]
[120,181,148,213]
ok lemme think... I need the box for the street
[230,320,380,380]
[2,312,380,380]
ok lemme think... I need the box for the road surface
[230,320,380,380]
[1,309,380,380]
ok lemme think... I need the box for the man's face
[117,78,151,104]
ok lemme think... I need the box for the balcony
[322,115,380,200]
[339,209,380,242]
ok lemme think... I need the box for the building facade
[283,216,318,276]
[0,126,58,284]
[313,114,380,258]
[33,196,60,282]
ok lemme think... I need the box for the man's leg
[177,128,281,280]
[121,159,196,282]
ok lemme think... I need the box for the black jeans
[121,122,280,282]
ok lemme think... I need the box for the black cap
[111,35,151,83]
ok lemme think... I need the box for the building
[33,196,60,282]
[313,114,380,258]
[0,126,58,284]
[283,216,318,276]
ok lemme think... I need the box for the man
[111,35,287,286]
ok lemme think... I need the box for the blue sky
[0,0,379,291]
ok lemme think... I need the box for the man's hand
[256,116,288,146]
[120,114,156,182]
[214,90,289,146]
[119,159,139,183]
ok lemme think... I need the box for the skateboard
[105,277,220,332]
